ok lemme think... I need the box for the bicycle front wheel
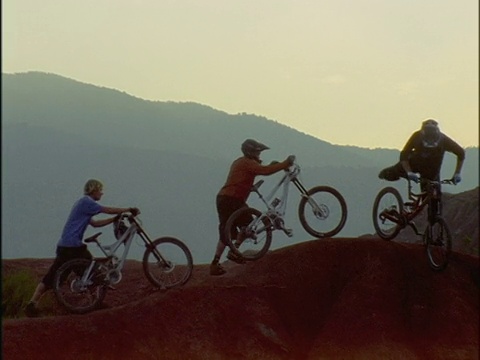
[143,237,193,290]
[298,186,347,238]
[53,258,107,314]
[425,217,452,272]
[225,207,273,261]
[372,187,403,240]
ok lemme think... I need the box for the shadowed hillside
[393,187,479,255]
[3,238,479,360]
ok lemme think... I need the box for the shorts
[216,195,247,246]
[41,245,93,289]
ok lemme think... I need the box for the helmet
[241,139,269,158]
[113,217,128,240]
[421,119,441,148]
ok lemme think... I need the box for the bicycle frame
[54,212,194,314]
[84,215,168,284]
[404,180,429,216]
[381,179,449,236]
[250,163,323,235]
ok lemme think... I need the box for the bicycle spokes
[372,187,404,240]
[225,207,273,261]
[379,206,401,223]
[425,219,452,271]
[54,259,107,314]
[300,188,347,238]
[143,237,193,289]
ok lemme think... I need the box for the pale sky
[2,0,478,149]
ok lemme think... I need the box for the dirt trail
[3,238,479,360]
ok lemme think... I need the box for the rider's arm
[90,216,118,228]
[399,132,418,173]
[89,206,139,227]
[401,160,413,174]
[443,136,465,175]
[453,158,464,175]
[251,156,294,176]
[101,206,139,215]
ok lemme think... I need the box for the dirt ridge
[3,238,479,360]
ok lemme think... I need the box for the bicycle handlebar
[287,162,300,176]
[408,178,456,185]
[118,209,141,223]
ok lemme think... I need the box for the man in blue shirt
[25,179,139,317]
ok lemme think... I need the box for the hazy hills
[2,71,478,263]
[3,71,396,168]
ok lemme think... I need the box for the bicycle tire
[424,217,452,272]
[143,237,193,290]
[53,258,107,314]
[372,187,404,240]
[298,186,347,238]
[225,207,273,261]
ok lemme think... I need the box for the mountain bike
[53,211,193,314]
[372,178,455,271]
[225,161,347,261]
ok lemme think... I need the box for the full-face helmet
[113,217,128,240]
[241,139,269,158]
[421,119,441,148]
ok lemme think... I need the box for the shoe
[25,301,39,318]
[210,262,226,276]
[378,168,400,181]
[227,251,246,264]
[378,169,386,179]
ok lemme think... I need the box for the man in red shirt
[210,139,295,275]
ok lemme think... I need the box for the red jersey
[218,156,290,202]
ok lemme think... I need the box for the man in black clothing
[378,119,465,221]
[378,119,465,184]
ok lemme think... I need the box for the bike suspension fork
[292,178,308,194]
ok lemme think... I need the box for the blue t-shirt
[57,196,103,247]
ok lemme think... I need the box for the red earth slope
[3,238,479,360]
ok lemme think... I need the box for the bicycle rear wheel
[143,237,193,290]
[298,186,347,238]
[53,258,107,314]
[225,207,273,261]
[424,217,452,271]
[372,187,403,240]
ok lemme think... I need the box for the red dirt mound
[3,238,479,360]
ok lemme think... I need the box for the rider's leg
[232,229,246,248]
[211,195,245,261]
[29,282,46,304]
[213,241,227,262]
[25,257,62,317]
[26,245,93,316]
[378,162,404,181]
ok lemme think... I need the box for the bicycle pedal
[283,228,293,237]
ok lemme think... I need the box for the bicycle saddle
[84,232,102,243]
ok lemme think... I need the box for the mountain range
[2,72,478,263]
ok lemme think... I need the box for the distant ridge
[2,71,478,263]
